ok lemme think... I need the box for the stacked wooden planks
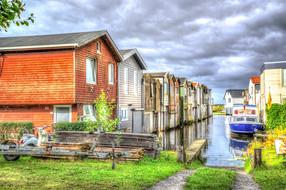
[40,131,159,160]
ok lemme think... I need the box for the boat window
[234,117,244,122]
[246,117,256,122]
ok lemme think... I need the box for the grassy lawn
[250,148,286,190]
[0,151,186,190]
[184,167,236,190]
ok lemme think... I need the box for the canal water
[164,115,252,167]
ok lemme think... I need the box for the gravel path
[149,170,193,190]
[233,171,260,190]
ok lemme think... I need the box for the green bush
[54,121,97,131]
[266,103,286,130]
[0,122,33,140]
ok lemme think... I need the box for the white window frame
[83,104,96,121]
[120,108,128,121]
[134,70,138,96]
[124,68,129,95]
[53,105,72,123]
[86,58,97,84]
[96,41,101,53]
[108,64,114,85]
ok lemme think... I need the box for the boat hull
[229,123,264,134]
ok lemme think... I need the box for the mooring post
[254,148,262,168]
[112,142,116,170]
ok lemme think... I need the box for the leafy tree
[86,91,119,132]
[0,0,34,31]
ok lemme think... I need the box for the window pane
[86,58,96,83]
[55,107,70,123]
[109,64,114,84]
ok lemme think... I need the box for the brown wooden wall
[0,50,74,105]
[75,38,118,104]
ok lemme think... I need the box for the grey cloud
[2,0,286,103]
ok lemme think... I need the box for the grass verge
[184,167,236,190]
[0,151,185,190]
[250,148,286,190]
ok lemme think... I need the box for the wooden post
[254,148,262,168]
[112,142,115,169]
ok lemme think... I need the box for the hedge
[54,121,97,131]
[0,122,33,141]
[266,103,286,130]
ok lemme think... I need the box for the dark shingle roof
[0,31,106,48]
[0,30,123,61]
[224,89,244,99]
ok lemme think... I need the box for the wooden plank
[185,139,207,162]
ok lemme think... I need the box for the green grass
[184,167,236,190]
[0,151,185,190]
[250,148,286,190]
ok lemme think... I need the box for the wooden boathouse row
[143,72,212,136]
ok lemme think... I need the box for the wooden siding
[0,50,74,104]
[118,55,144,130]
[0,104,77,126]
[75,38,118,104]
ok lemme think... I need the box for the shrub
[0,122,33,140]
[54,121,96,131]
[266,103,286,130]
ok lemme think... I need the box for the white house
[248,76,260,106]
[224,89,244,115]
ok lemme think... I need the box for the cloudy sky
[1,0,286,103]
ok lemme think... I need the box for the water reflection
[204,116,252,167]
[163,115,253,168]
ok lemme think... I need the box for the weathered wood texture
[50,131,159,157]
[118,55,144,131]
[185,138,206,162]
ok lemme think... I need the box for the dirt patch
[149,170,193,190]
[233,170,260,190]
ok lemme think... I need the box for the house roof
[250,76,260,84]
[119,49,147,69]
[0,31,123,61]
[224,89,244,99]
[261,60,286,73]
[148,72,169,78]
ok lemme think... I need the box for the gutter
[0,43,78,52]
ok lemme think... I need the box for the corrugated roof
[250,76,260,84]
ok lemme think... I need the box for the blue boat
[229,116,264,134]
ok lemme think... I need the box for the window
[54,106,71,123]
[86,58,97,84]
[228,98,231,103]
[120,108,128,121]
[108,64,114,84]
[246,117,257,122]
[96,41,101,53]
[83,105,96,121]
[134,70,138,95]
[124,68,129,95]
[234,117,244,122]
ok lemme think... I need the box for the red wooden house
[0,31,122,126]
